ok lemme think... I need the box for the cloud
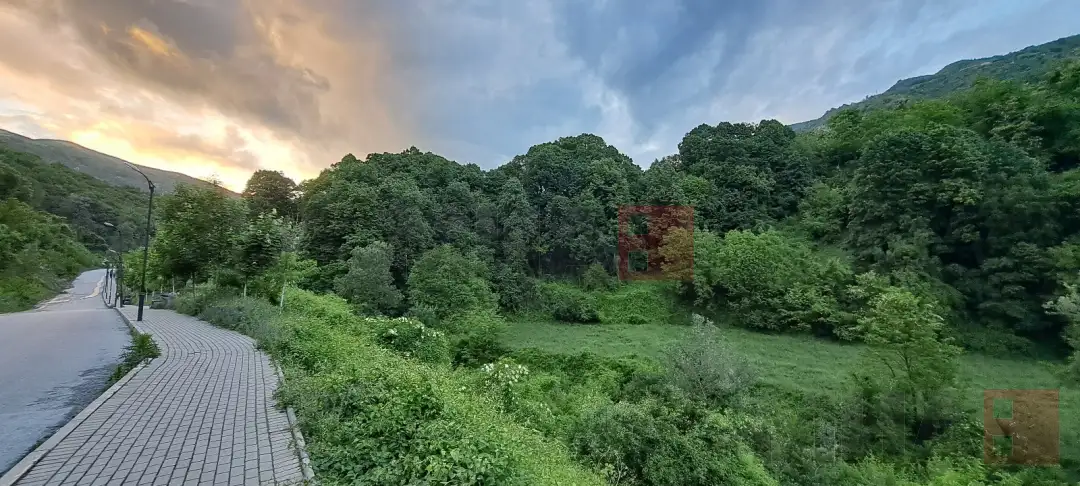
[364,0,1080,166]
[0,0,410,191]
[1,0,1079,190]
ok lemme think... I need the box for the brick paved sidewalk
[6,308,307,486]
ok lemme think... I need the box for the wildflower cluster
[482,358,530,408]
[369,316,450,365]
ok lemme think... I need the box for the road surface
[0,269,129,474]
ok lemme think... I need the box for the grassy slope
[790,33,1080,132]
[0,128,231,195]
[504,284,1079,471]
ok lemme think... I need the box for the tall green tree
[233,212,285,293]
[155,184,245,283]
[242,170,298,220]
[335,241,403,316]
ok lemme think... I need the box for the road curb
[274,365,316,483]
[0,306,151,486]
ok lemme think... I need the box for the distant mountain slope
[0,128,231,195]
[791,34,1080,132]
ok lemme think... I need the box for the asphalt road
[0,269,130,474]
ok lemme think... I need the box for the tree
[335,241,403,316]
[1043,278,1080,383]
[155,184,245,284]
[407,245,498,322]
[233,212,285,294]
[242,170,298,220]
[852,283,962,431]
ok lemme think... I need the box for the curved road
[0,269,129,474]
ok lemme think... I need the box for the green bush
[690,229,852,334]
[367,316,452,365]
[0,198,97,312]
[539,282,600,323]
[448,310,510,368]
[108,331,161,383]
[570,399,779,486]
[193,295,283,348]
[174,285,237,317]
[407,245,498,322]
[666,322,758,407]
[596,282,688,325]
[581,263,613,292]
[267,287,603,485]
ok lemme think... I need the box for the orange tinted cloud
[0,0,412,192]
[127,26,178,58]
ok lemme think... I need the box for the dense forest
[0,146,151,310]
[137,58,1080,485]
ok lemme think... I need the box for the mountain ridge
[790,33,1080,132]
[0,127,234,195]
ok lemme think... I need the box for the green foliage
[691,229,852,334]
[678,120,812,231]
[854,286,962,415]
[108,331,160,384]
[254,252,318,304]
[539,282,601,323]
[406,245,498,322]
[232,212,285,284]
[241,169,298,220]
[216,286,605,485]
[582,262,613,291]
[0,143,152,253]
[0,198,96,311]
[570,400,779,486]
[1044,278,1080,382]
[368,316,452,366]
[334,241,403,316]
[447,310,510,368]
[155,183,245,282]
[666,321,757,407]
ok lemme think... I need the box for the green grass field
[502,318,1079,469]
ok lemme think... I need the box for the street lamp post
[102,222,123,308]
[124,163,155,322]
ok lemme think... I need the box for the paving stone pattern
[13,308,305,485]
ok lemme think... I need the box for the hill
[790,33,1080,131]
[0,128,231,195]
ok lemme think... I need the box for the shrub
[334,241,403,316]
[407,245,498,322]
[666,321,757,407]
[174,285,236,316]
[108,331,161,383]
[493,264,536,312]
[269,289,603,485]
[280,286,355,325]
[195,296,283,348]
[448,311,510,368]
[596,282,687,325]
[570,399,779,486]
[367,316,451,366]
[482,357,531,409]
[581,263,613,292]
[690,229,851,334]
[539,283,600,323]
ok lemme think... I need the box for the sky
[0,0,1079,192]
